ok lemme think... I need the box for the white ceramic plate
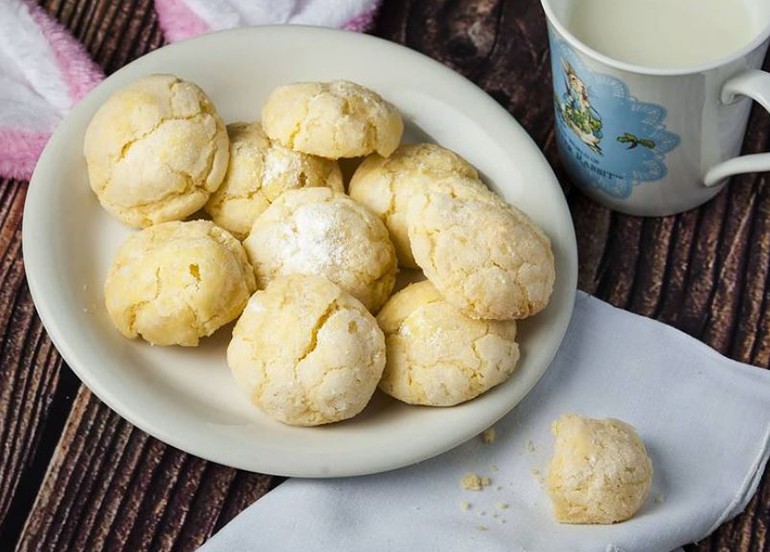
[23,26,577,477]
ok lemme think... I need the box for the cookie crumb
[491,464,499,472]
[460,500,471,511]
[527,440,536,452]
[655,493,665,504]
[531,468,540,476]
[460,472,491,491]
[476,525,489,532]
[481,427,496,444]
[496,502,509,510]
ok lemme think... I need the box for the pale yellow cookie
[261,80,403,159]
[104,220,256,346]
[546,414,654,524]
[204,122,344,240]
[377,281,519,406]
[84,74,229,228]
[228,274,386,426]
[408,192,555,320]
[349,143,496,268]
[243,187,397,312]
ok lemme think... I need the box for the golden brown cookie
[205,122,343,240]
[84,74,229,228]
[261,80,403,159]
[408,192,555,320]
[243,187,398,312]
[228,274,386,426]
[377,281,519,406]
[349,143,495,268]
[104,220,256,346]
[546,414,654,524]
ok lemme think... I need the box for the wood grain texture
[16,388,275,552]
[0,178,81,548]
[0,0,767,550]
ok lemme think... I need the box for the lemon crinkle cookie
[104,220,256,346]
[244,187,397,312]
[261,80,403,159]
[377,281,519,406]
[84,74,229,228]
[227,274,386,426]
[408,192,555,320]
[546,414,654,524]
[204,122,344,239]
[349,143,497,268]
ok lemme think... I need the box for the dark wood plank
[0,0,175,546]
[0,177,83,547]
[16,389,274,552]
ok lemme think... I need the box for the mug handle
[704,70,770,187]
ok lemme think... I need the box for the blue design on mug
[549,33,681,199]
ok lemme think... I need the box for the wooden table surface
[2,0,769,550]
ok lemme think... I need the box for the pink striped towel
[1,0,381,181]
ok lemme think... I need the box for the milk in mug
[568,0,759,68]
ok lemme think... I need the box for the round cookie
[104,220,256,346]
[408,192,555,320]
[204,122,344,240]
[84,74,229,228]
[546,414,654,524]
[261,80,403,159]
[243,187,397,312]
[377,281,519,406]
[349,143,496,268]
[228,274,386,426]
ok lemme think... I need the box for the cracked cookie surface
[546,414,653,524]
[227,274,386,426]
[104,220,256,346]
[408,192,555,320]
[349,143,496,268]
[376,281,519,406]
[243,187,397,312]
[261,80,403,159]
[205,122,343,240]
[84,74,229,228]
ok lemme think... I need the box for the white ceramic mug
[541,0,770,216]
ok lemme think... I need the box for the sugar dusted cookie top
[408,192,555,320]
[205,122,344,240]
[227,274,386,426]
[84,74,229,228]
[104,220,256,346]
[377,281,519,406]
[261,80,403,159]
[243,187,398,312]
[349,143,494,268]
[546,414,653,524]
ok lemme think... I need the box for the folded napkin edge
[707,421,770,534]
